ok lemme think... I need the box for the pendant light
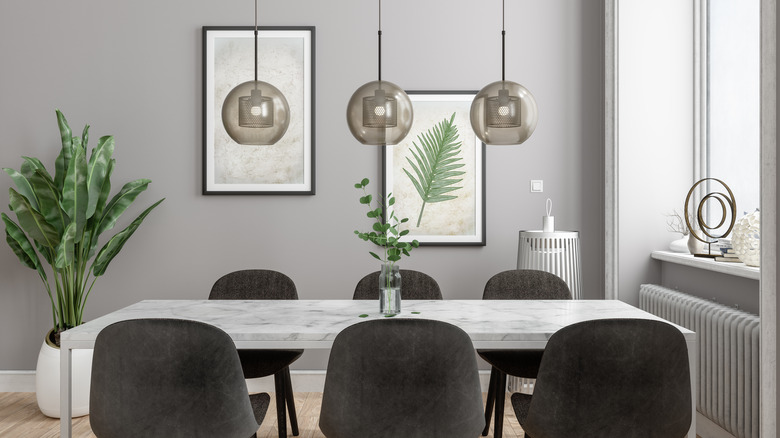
[222,0,290,145]
[470,0,538,145]
[346,0,413,146]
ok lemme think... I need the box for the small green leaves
[359,314,369,318]
[354,178,418,264]
[384,313,398,318]
[411,311,421,314]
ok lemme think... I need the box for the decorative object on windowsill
[683,178,736,258]
[346,0,413,146]
[517,230,582,299]
[1,110,164,417]
[354,178,419,314]
[665,210,691,253]
[221,0,290,145]
[470,0,538,145]
[714,242,742,263]
[731,210,760,267]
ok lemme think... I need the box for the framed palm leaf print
[383,91,486,246]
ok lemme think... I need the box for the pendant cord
[378,0,382,81]
[501,0,506,82]
[254,0,259,84]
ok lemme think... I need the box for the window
[702,0,760,231]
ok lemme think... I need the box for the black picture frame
[202,26,315,195]
[382,91,487,246]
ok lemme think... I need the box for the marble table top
[61,299,694,349]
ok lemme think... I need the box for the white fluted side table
[517,230,582,299]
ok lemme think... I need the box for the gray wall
[0,0,605,370]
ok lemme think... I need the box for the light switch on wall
[530,180,543,192]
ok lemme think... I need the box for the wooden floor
[0,392,526,437]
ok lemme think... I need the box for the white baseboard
[696,412,737,438]
[0,371,36,392]
[247,370,493,394]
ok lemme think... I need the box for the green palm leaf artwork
[403,113,466,227]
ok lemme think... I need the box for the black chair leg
[493,371,508,438]
[482,367,498,436]
[273,372,287,438]
[283,367,299,436]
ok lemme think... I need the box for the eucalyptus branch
[354,178,419,266]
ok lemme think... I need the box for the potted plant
[2,110,164,417]
[354,178,418,314]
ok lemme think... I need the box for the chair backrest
[352,269,443,300]
[482,269,571,300]
[209,269,298,300]
[89,318,259,438]
[319,319,484,438]
[523,318,692,438]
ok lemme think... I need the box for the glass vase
[378,263,401,315]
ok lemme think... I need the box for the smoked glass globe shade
[222,80,290,145]
[470,80,538,145]
[346,80,413,145]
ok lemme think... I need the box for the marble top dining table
[60,299,697,437]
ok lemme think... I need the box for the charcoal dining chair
[511,318,692,438]
[352,269,443,299]
[209,269,302,438]
[478,269,571,438]
[90,318,266,438]
[319,318,485,438]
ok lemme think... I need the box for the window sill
[651,250,760,280]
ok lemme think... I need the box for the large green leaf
[92,198,164,276]
[93,159,114,219]
[3,168,38,210]
[81,124,90,150]
[85,135,114,219]
[2,213,41,271]
[96,179,151,236]
[8,188,60,251]
[20,157,53,181]
[402,113,466,227]
[28,169,65,235]
[62,145,88,242]
[54,110,73,191]
[54,221,77,269]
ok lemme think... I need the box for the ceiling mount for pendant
[222,0,290,145]
[470,0,538,145]
[346,0,413,146]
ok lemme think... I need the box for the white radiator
[639,284,760,438]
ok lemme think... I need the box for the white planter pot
[35,330,93,418]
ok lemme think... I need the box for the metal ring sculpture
[684,178,736,244]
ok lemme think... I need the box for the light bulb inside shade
[374,105,386,116]
[250,106,262,116]
[498,106,510,116]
